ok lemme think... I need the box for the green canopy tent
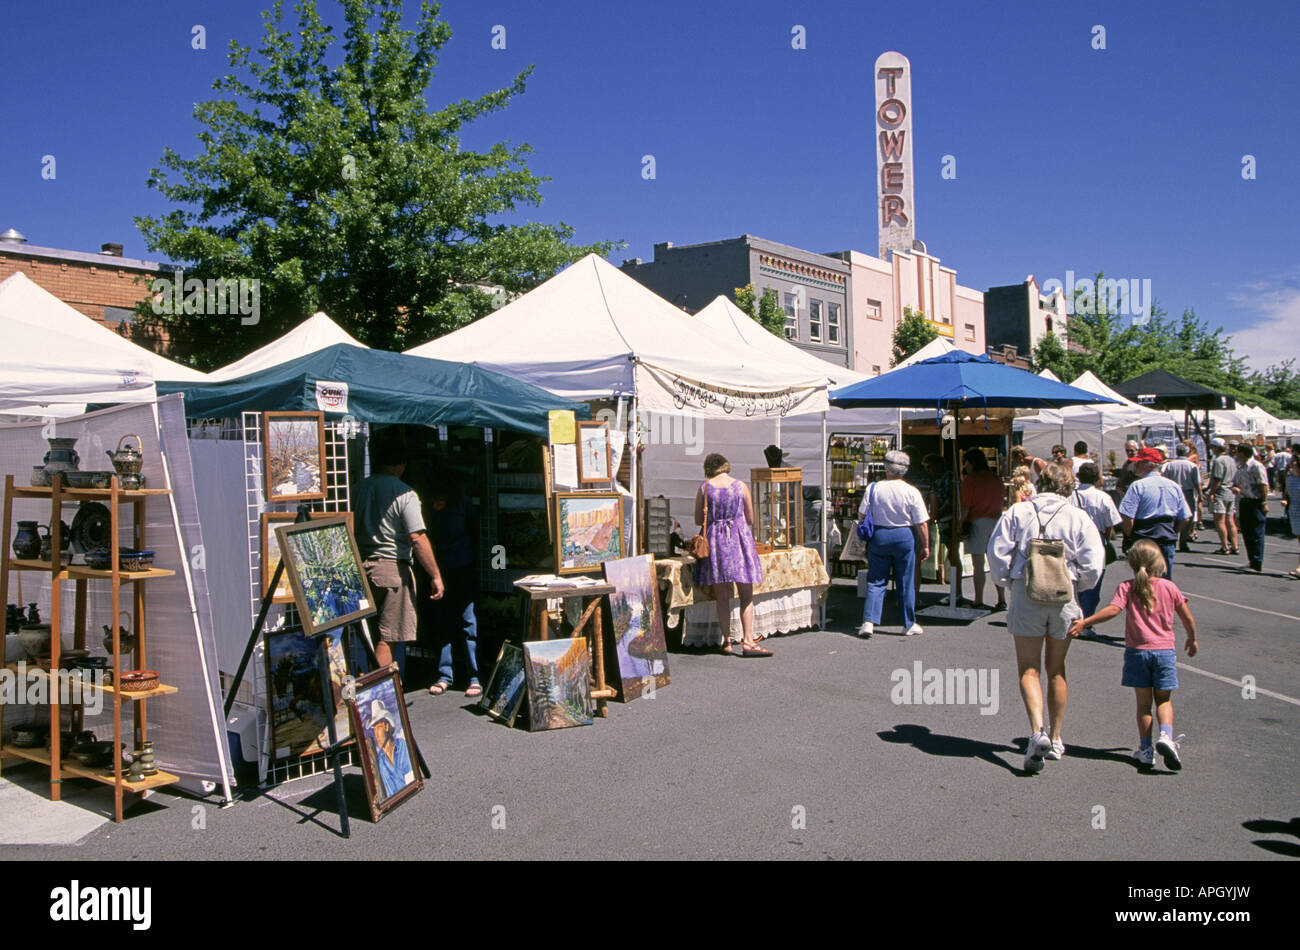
[156,343,589,434]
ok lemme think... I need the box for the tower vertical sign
[875,51,915,260]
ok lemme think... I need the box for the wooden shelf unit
[1,472,180,821]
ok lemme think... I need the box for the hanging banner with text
[875,50,915,260]
[635,362,827,419]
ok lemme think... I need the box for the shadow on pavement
[255,773,374,838]
[878,723,1021,775]
[1243,817,1300,858]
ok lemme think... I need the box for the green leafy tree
[1030,329,1070,379]
[891,306,938,366]
[134,0,620,367]
[732,283,787,337]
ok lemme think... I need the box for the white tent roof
[0,272,166,414]
[405,255,829,415]
[204,310,364,381]
[1210,407,1256,436]
[896,336,956,368]
[1037,368,1061,381]
[693,296,868,387]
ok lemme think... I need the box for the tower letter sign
[875,51,915,260]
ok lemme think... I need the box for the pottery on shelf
[16,623,51,661]
[42,437,80,475]
[102,610,135,655]
[10,725,47,748]
[106,435,144,477]
[31,466,50,487]
[12,521,43,559]
[118,473,145,491]
[83,549,112,571]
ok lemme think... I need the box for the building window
[827,302,841,344]
[964,323,976,342]
[809,299,822,343]
[866,298,882,321]
[103,306,135,324]
[872,365,882,376]
[783,292,798,340]
[1045,316,1054,335]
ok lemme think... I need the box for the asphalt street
[2,518,1297,861]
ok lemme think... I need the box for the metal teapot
[106,435,143,476]
[102,610,136,655]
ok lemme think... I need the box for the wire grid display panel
[240,411,357,785]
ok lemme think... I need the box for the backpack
[1024,500,1073,606]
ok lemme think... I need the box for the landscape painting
[480,642,527,726]
[523,637,593,731]
[577,421,612,483]
[264,411,326,502]
[347,667,422,821]
[261,511,353,604]
[275,516,375,636]
[603,554,670,701]
[555,492,624,575]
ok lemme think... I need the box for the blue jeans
[861,526,917,629]
[1135,538,1176,581]
[436,566,480,685]
[1078,574,1104,626]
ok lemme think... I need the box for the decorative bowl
[86,471,114,489]
[31,466,51,487]
[117,550,155,572]
[10,725,47,748]
[116,669,159,692]
[71,655,109,671]
[71,740,116,768]
[118,473,145,491]
[64,471,96,489]
[83,549,113,571]
[17,624,51,661]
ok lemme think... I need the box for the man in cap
[1232,443,1271,572]
[369,697,414,798]
[1206,437,1239,555]
[1119,446,1192,578]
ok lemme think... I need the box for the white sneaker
[1045,738,1065,760]
[1155,732,1184,771]
[1023,731,1051,773]
[904,623,924,636]
[1133,746,1155,768]
[857,622,874,638]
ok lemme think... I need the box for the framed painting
[602,554,670,701]
[554,492,624,575]
[522,637,593,731]
[261,511,353,604]
[263,411,326,502]
[263,626,353,759]
[346,666,423,821]
[577,421,612,483]
[479,641,528,726]
[274,515,375,636]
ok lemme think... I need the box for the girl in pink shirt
[1069,540,1199,770]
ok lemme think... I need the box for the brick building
[0,228,168,349]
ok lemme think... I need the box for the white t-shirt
[1071,455,1091,475]
[859,478,929,528]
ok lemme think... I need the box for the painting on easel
[264,627,352,760]
[602,554,669,701]
[523,638,593,731]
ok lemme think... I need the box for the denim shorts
[1121,648,1178,690]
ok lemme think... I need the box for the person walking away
[1206,438,1239,555]
[354,432,445,679]
[987,463,1104,772]
[959,448,1006,609]
[1284,453,1300,577]
[1161,444,1202,553]
[1118,447,1190,578]
[1069,540,1198,770]
[426,478,480,698]
[1232,443,1270,572]
[1070,441,1092,476]
[694,453,769,656]
[1271,443,1293,499]
[1069,463,1121,637]
[858,450,930,638]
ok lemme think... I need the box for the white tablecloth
[682,587,821,646]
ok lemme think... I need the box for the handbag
[856,482,877,541]
[1024,501,1073,606]
[686,481,710,559]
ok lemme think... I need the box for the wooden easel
[517,583,618,717]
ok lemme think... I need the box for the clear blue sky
[3,0,1297,368]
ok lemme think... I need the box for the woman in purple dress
[694,453,770,657]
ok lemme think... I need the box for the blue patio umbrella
[829,351,1120,613]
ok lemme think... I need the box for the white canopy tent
[1037,368,1061,382]
[1209,406,1259,438]
[202,311,364,381]
[1018,370,1176,463]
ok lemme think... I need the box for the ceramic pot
[17,623,51,660]
[102,610,135,655]
[5,605,24,635]
[42,437,80,474]
[31,466,50,487]
[137,740,157,776]
[118,473,145,491]
[106,435,143,476]
[12,521,43,559]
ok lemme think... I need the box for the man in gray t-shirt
[355,434,444,674]
[1206,438,1238,554]
[1161,444,1201,552]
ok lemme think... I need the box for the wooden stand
[517,583,617,717]
[1,474,180,822]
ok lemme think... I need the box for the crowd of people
[841,432,1298,774]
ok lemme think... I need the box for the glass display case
[751,467,804,555]
[826,432,894,577]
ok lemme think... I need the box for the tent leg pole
[820,410,827,629]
